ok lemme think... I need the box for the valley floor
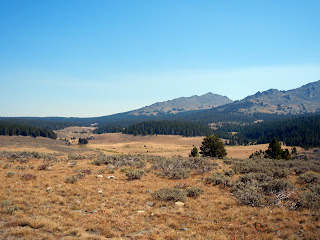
[0,135,319,239]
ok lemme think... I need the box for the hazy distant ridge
[215,80,320,114]
[129,92,233,116]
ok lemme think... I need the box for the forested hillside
[123,120,213,137]
[0,122,57,139]
[228,115,320,148]
[0,118,82,130]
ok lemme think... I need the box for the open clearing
[87,133,304,159]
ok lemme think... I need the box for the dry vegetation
[0,135,320,239]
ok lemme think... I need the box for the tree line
[0,122,57,139]
[228,115,320,148]
[0,118,79,130]
[121,120,213,137]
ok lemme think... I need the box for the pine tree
[189,146,199,157]
[265,138,283,159]
[200,135,227,159]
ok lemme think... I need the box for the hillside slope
[129,92,233,116]
[216,80,320,114]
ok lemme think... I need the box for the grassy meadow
[0,132,319,239]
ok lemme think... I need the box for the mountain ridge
[215,80,320,115]
[128,92,233,116]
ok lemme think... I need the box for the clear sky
[1,0,319,117]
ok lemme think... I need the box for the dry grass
[0,135,319,239]
[87,133,203,157]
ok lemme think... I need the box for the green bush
[262,179,294,195]
[92,154,146,169]
[4,205,18,215]
[272,167,289,178]
[165,168,190,179]
[186,187,204,198]
[68,161,78,167]
[300,191,320,210]
[152,188,187,202]
[223,170,235,176]
[231,184,264,207]
[3,164,11,169]
[65,175,79,184]
[309,184,320,195]
[206,172,231,187]
[1,200,18,215]
[6,171,15,177]
[1,200,12,206]
[126,169,145,180]
[298,172,320,184]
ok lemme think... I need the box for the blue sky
[1,0,319,117]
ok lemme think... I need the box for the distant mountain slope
[129,92,233,116]
[2,80,320,127]
[215,80,320,114]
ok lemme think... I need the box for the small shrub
[223,159,234,165]
[309,184,320,195]
[224,170,235,176]
[96,169,105,174]
[120,167,132,173]
[68,161,78,168]
[186,187,204,198]
[68,154,86,160]
[3,164,11,169]
[251,173,273,183]
[4,205,18,215]
[126,169,145,180]
[232,184,264,207]
[1,200,12,206]
[262,179,294,195]
[298,172,320,184]
[20,173,36,181]
[300,191,320,210]
[206,173,231,187]
[92,154,146,169]
[75,169,92,175]
[272,167,289,178]
[38,164,49,171]
[6,171,15,177]
[152,157,215,174]
[65,175,79,184]
[1,200,18,215]
[76,172,86,179]
[165,168,190,179]
[16,165,28,170]
[152,188,187,202]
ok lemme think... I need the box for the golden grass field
[0,132,319,239]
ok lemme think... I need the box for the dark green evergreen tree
[291,147,297,155]
[282,148,292,160]
[78,138,88,145]
[200,135,227,158]
[265,138,283,159]
[189,146,199,157]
